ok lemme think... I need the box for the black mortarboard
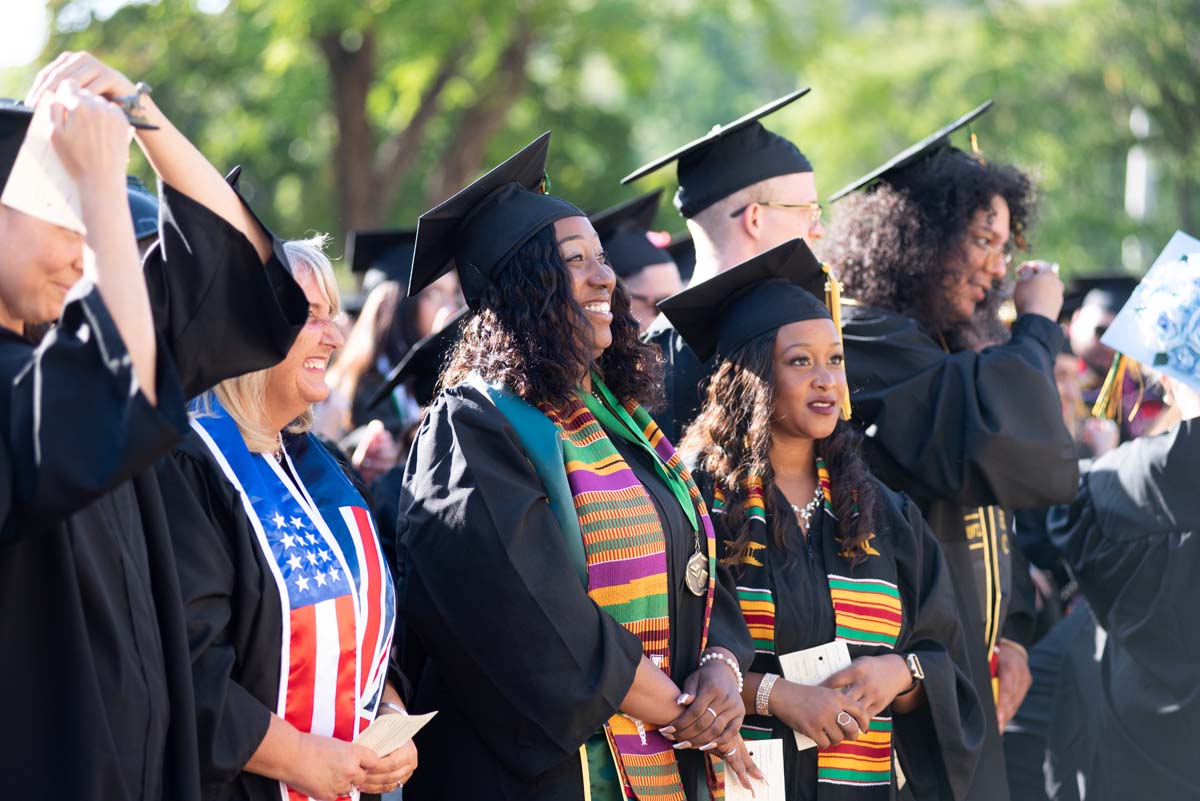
[590,190,674,279]
[658,238,830,362]
[367,307,468,409]
[621,89,813,219]
[666,232,696,285]
[127,175,159,241]
[0,101,33,196]
[408,132,584,308]
[347,227,416,294]
[829,100,993,202]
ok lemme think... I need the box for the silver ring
[706,706,718,721]
[837,711,854,728]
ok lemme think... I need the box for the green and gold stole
[539,374,725,801]
[711,459,902,797]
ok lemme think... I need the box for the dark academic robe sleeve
[889,492,987,801]
[844,308,1078,510]
[398,385,644,785]
[155,437,275,795]
[1045,420,1200,797]
[0,283,188,537]
[144,180,308,399]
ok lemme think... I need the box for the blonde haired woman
[157,237,417,801]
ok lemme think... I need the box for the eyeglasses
[971,236,1014,267]
[729,201,824,226]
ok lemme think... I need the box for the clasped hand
[660,659,763,790]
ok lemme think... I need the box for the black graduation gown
[396,385,753,801]
[0,183,306,801]
[646,318,710,445]
[695,473,984,801]
[842,306,1079,801]
[1046,419,1200,800]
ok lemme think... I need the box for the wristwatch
[898,653,924,695]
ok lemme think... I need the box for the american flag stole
[540,391,722,801]
[193,402,396,801]
[716,459,899,794]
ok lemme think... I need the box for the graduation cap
[828,100,994,202]
[0,101,33,196]
[409,132,584,308]
[1093,231,1200,415]
[666,232,696,285]
[367,307,469,410]
[621,89,813,219]
[346,227,417,299]
[127,175,159,241]
[658,238,831,359]
[589,190,675,279]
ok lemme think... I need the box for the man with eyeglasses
[622,89,824,441]
[825,104,1080,801]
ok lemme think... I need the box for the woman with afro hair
[824,104,1080,801]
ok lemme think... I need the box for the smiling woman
[158,229,414,801]
[204,236,344,452]
[397,133,761,801]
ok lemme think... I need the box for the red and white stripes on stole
[341,505,394,734]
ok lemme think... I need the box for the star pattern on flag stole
[267,489,347,607]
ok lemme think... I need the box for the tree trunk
[320,31,378,238]
[423,18,537,205]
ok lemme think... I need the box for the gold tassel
[824,263,853,420]
[1091,353,1128,420]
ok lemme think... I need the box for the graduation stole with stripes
[711,459,900,797]
[539,377,724,801]
[193,400,396,801]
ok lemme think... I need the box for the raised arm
[27,51,271,261]
[846,308,1079,510]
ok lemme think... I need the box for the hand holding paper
[354,710,436,757]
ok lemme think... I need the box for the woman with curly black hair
[669,240,983,801]
[394,134,758,801]
[824,105,1079,801]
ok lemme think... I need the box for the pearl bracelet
[699,651,743,694]
[755,672,780,716]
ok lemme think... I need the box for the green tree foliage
[15,0,1199,278]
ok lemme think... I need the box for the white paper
[777,640,852,751]
[727,738,786,801]
[0,99,85,234]
[1101,230,1200,392]
[353,710,437,757]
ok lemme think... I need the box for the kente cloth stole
[711,459,900,795]
[192,400,396,801]
[539,389,725,801]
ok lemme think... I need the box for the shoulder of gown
[842,304,1078,511]
[398,383,644,781]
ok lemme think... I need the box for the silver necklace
[790,484,824,526]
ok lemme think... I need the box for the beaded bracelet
[755,673,780,716]
[699,651,743,695]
